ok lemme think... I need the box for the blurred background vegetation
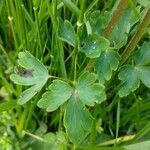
[0,0,150,149]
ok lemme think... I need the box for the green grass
[0,0,150,149]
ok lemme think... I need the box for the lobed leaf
[58,20,76,46]
[95,50,120,83]
[17,51,48,76]
[118,42,150,97]
[37,80,73,112]
[10,51,48,86]
[38,72,106,144]
[81,34,110,58]
[18,84,42,105]
[64,96,93,144]
[118,65,140,97]
[134,42,150,66]
[10,51,49,104]
[77,72,106,106]
[84,11,110,35]
[137,66,150,88]
[10,73,40,86]
[85,8,138,49]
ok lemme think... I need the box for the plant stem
[106,94,119,112]
[90,119,96,144]
[23,130,44,142]
[128,0,140,20]
[103,0,128,38]
[72,0,85,81]
[17,103,30,136]
[121,8,150,65]
[58,106,64,130]
[25,96,40,129]
[98,134,135,146]
[116,99,120,139]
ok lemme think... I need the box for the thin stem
[103,0,128,38]
[58,106,64,130]
[106,94,119,112]
[128,0,140,20]
[90,119,96,144]
[116,99,120,139]
[72,0,85,81]
[121,8,150,65]
[25,97,40,129]
[23,131,44,142]
[17,103,30,136]
[98,134,135,146]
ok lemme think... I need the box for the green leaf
[10,51,49,105]
[137,66,150,88]
[37,72,105,144]
[134,42,150,88]
[10,52,48,86]
[37,131,67,150]
[18,84,42,104]
[64,96,93,144]
[43,131,67,145]
[118,65,140,97]
[77,72,106,106]
[95,50,120,83]
[134,42,150,66]
[37,80,73,112]
[58,20,76,46]
[118,65,150,97]
[124,140,150,150]
[43,132,57,144]
[85,8,138,49]
[118,42,150,97]
[10,73,40,86]
[81,34,110,58]
[17,51,48,76]
[84,11,110,35]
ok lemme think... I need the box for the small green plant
[0,0,150,149]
